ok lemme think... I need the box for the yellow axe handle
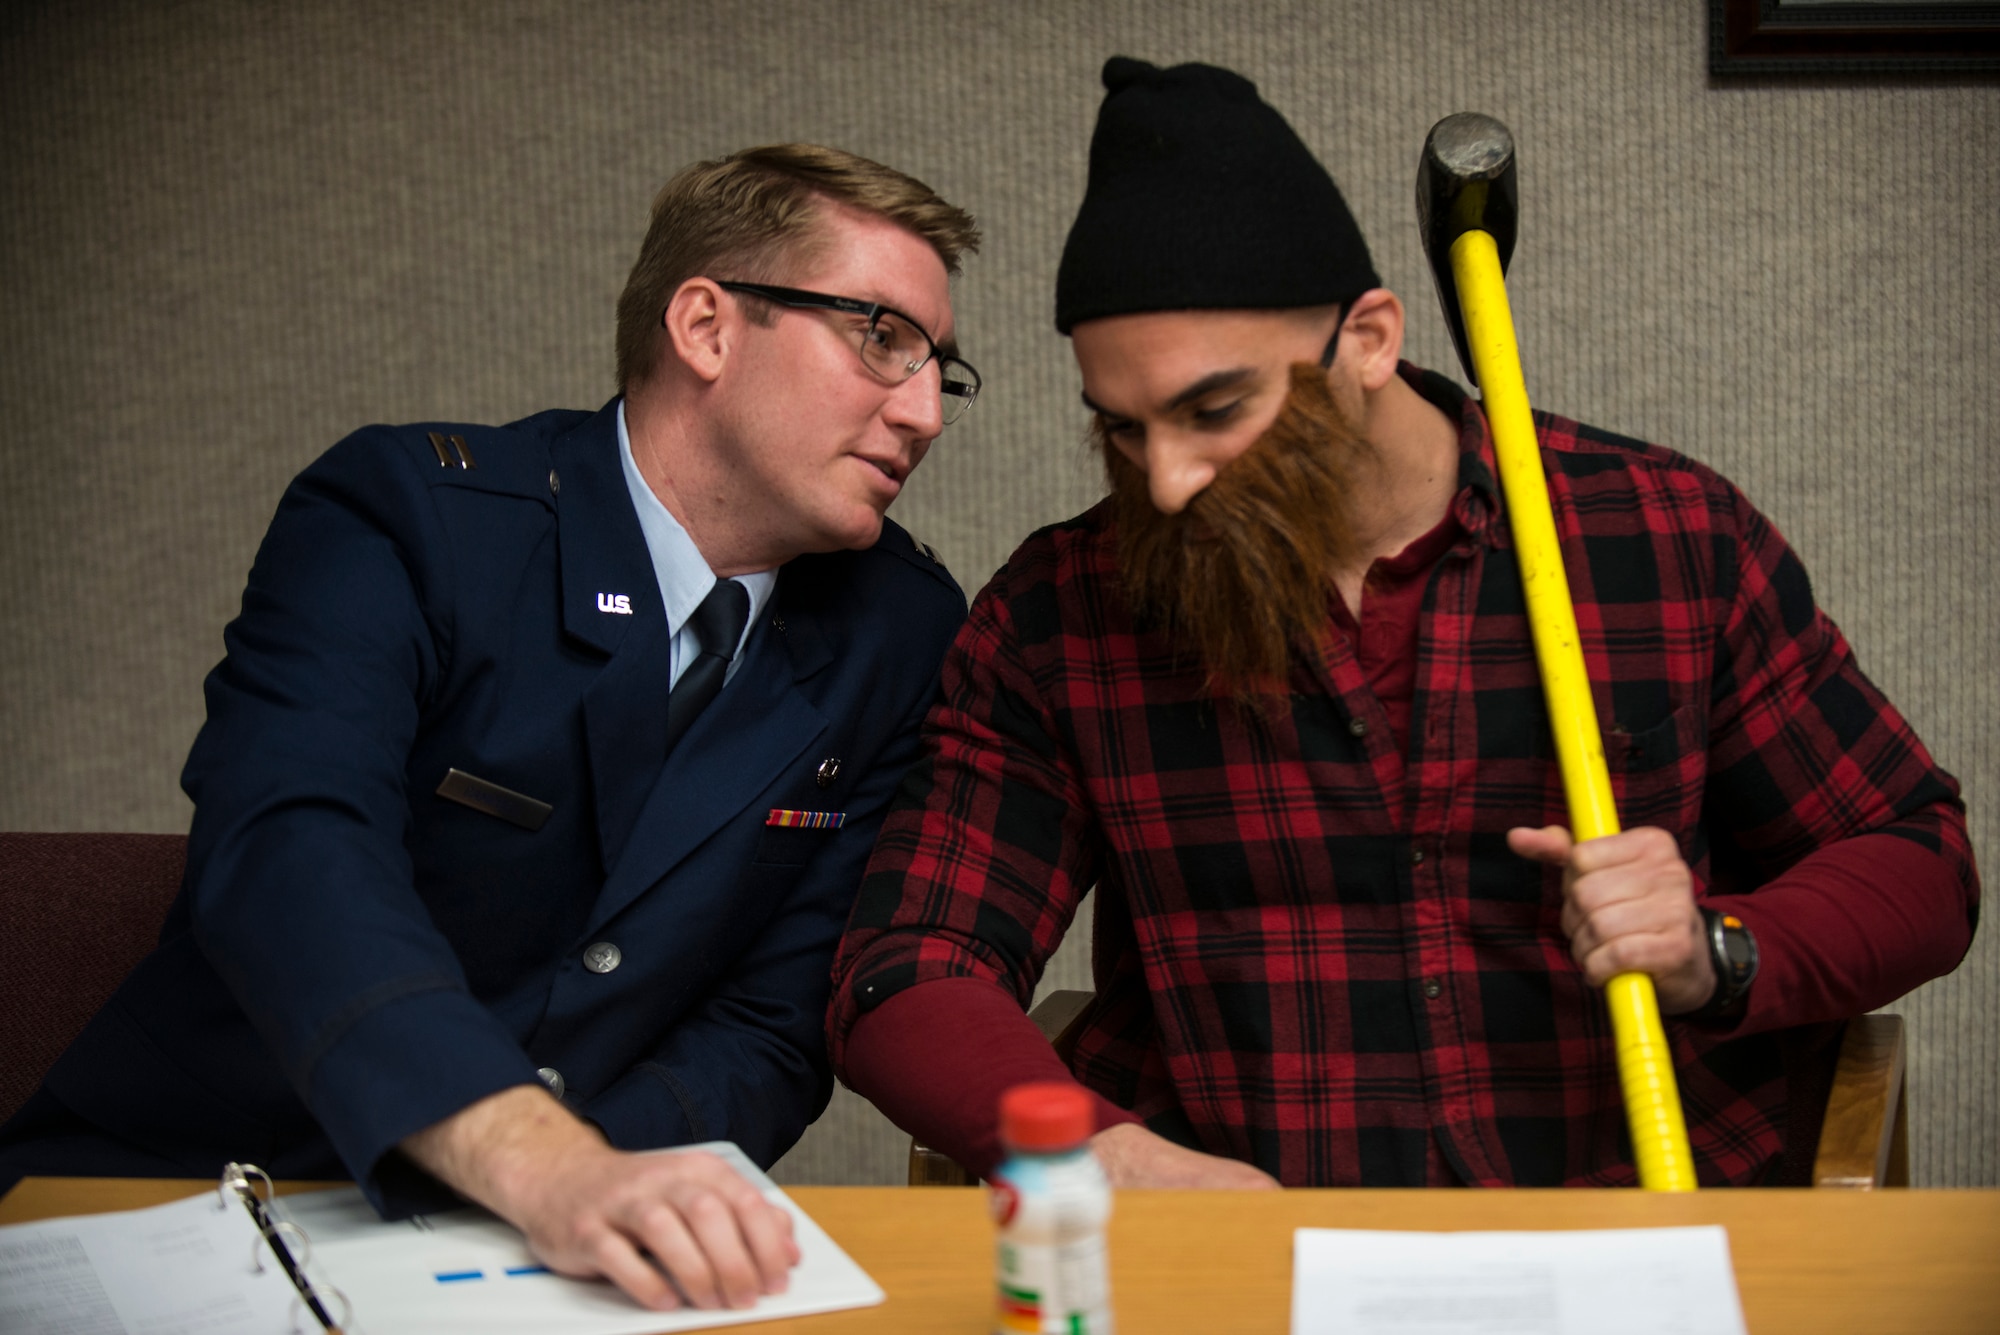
[1448,228,1698,1193]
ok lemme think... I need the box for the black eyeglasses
[716,281,981,426]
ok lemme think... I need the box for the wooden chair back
[1812,1013,1908,1188]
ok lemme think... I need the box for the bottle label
[990,1179,1021,1228]
[991,1155,1114,1335]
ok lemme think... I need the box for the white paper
[0,1188,296,1335]
[1291,1225,1747,1335]
[0,1142,881,1335]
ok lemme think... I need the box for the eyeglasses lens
[859,310,978,426]
[859,312,927,378]
[939,363,978,425]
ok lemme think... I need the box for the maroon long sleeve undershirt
[841,512,1973,1179]
[844,976,1141,1176]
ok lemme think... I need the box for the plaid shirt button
[1347,717,1368,737]
[1422,979,1442,1000]
[1411,846,1425,865]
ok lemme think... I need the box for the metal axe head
[1415,112,1519,387]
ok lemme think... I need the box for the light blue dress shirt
[617,400,777,689]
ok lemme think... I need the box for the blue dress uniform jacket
[36,400,965,1215]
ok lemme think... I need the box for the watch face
[1717,914,1756,980]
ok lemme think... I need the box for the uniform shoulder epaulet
[396,419,560,501]
[878,519,962,593]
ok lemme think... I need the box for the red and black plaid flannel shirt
[830,365,1976,1186]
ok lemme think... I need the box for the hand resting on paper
[1508,824,1718,1015]
[400,1084,799,1312]
[1087,1121,1281,1189]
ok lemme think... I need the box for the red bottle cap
[999,1082,1093,1152]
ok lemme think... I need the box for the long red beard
[1104,364,1371,699]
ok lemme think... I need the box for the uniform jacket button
[583,941,622,974]
[537,1066,566,1099]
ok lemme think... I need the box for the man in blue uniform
[0,144,978,1313]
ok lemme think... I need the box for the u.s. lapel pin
[816,756,842,789]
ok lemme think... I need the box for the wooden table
[5,1178,1996,1333]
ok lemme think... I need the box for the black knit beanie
[1055,56,1379,334]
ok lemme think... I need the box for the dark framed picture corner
[1711,0,2000,75]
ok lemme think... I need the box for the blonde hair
[614,144,980,391]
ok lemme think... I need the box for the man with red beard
[827,58,1978,1188]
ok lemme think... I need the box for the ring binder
[220,1161,350,1333]
[1,1141,881,1331]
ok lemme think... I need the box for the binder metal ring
[219,1160,345,1333]
[290,1283,354,1335]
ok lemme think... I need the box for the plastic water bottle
[989,1081,1114,1335]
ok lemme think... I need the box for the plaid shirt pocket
[1602,703,1706,834]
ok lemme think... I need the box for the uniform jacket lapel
[552,402,839,933]
[585,575,833,934]
[550,403,675,875]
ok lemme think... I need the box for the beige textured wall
[1,1,1992,1187]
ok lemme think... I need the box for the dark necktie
[665,578,750,753]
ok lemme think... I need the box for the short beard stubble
[1104,363,1372,701]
